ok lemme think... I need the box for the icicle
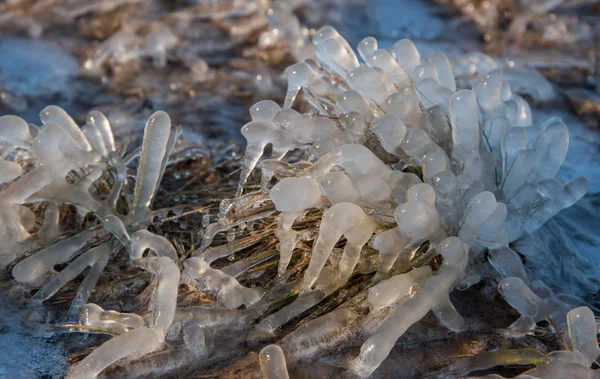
[38,203,60,242]
[301,202,376,291]
[87,111,116,152]
[131,230,178,262]
[184,257,262,309]
[0,115,33,148]
[33,244,109,301]
[13,229,97,285]
[237,119,281,196]
[132,111,172,217]
[40,105,91,151]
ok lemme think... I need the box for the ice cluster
[1,24,597,379]
[217,26,594,377]
[0,106,180,377]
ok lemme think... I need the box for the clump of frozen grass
[0,106,181,377]
[213,25,594,377]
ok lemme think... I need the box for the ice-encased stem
[33,244,109,301]
[12,228,98,285]
[200,208,274,251]
[69,241,180,377]
[87,111,116,153]
[370,227,411,275]
[197,228,271,264]
[106,152,126,209]
[131,230,178,262]
[256,290,329,334]
[281,308,357,360]
[567,306,600,366]
[534,117,569,180]
[40,105,91,151]
[450,90,479,159]
[137,256,180,334]
[132,111,172,216]
[154,125,180,201]
[0,114,33,148]
[172,306,254,330]
[67,327,164,379]
[78,303,145,334]
[498,277,543,320]
[351,237,467,377]
[184,257,262,309]
[38,202,60,242]
[284,85,301,109]
[68,247,111,319]
[83,122,107,156]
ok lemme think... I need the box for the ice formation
[1,23,597,379]
[0,105,180,377]
[217,26,593,377]
[82,23,178,75]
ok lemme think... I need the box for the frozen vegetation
[0,20,597,379]
[220,25,596,377]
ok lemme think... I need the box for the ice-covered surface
[367,0,445,40]
[0,37,81,121]
[0,37,78,97]
[0,298,68,377]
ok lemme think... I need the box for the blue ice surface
[0,37,79,122]
[0,38,77,378]
[0,298,68,378]
[0,37,78,96]
[366,0,445,41]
